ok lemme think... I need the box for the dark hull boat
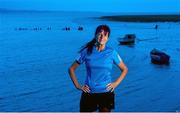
[150,49,170,65]
[119,34,136,45]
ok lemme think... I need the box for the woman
[68,25,128,112]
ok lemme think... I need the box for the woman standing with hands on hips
[68,25,128,112]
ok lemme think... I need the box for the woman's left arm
[106,61,128,92]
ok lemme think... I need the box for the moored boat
[119,34,136,45]
[150,48,170,65]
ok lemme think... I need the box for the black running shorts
[80,91,115,112]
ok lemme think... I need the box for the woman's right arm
[68,61,81,90]
[68,61,90,93]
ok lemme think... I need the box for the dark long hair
[79,25,111,55]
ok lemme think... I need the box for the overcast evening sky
[0,0,180,13]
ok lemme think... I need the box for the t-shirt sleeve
[113,50,122,65]
[75,49,87,64]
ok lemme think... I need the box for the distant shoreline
[99,15,180,22]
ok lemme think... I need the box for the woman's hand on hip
[106,82,118,92]
[79,85,90,93]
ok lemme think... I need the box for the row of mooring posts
[14,26,83,31]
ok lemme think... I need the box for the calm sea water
[0,10,180,112]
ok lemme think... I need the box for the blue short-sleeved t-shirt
[76,46,122,93]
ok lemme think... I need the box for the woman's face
[96,30,109,45]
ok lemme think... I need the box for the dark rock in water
[78,26,83,31]
[62,27,70,31]
[150,48,170,65]
[47,27,51,30]
[15,27,28,31]
[33,27,42,31]
[66,27,70,31]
